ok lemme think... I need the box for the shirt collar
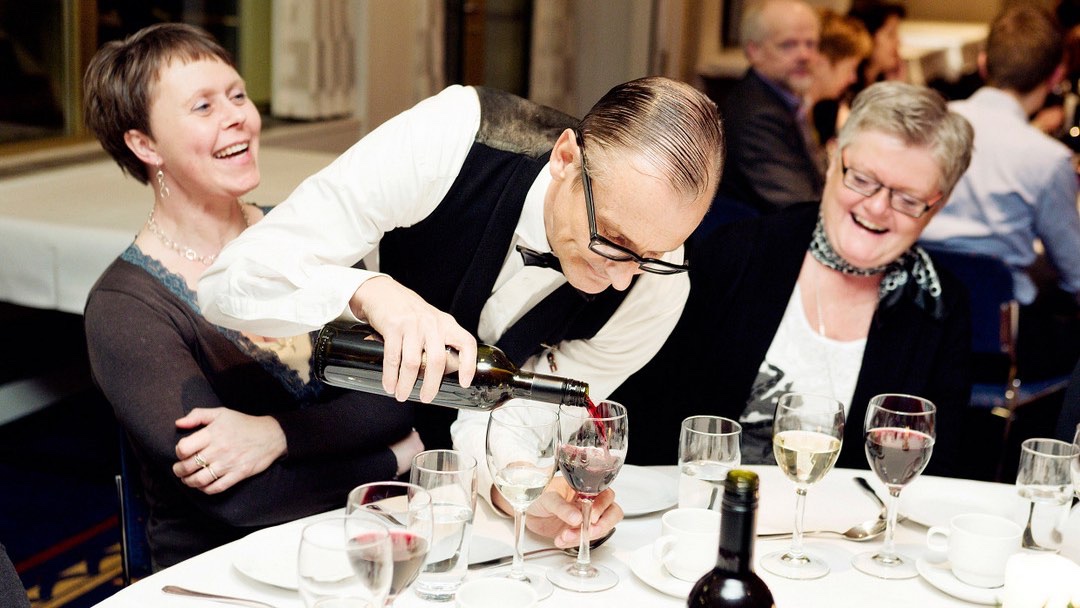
[517,162,553,252]
[752,68,802,111]
[968,87,1028,122]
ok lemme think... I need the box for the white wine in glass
[760,392,844,580]
[485,403,559,599]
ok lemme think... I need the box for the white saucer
[611,466,677,517]
[629,544,694,598]
[232,526,301,590]
[915,557,1001,605]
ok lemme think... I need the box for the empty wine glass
[346,481,434,606]
[298,516,393,608]
[485,403,559,599]
[547,400,628,592]
[760,392,845,580]
[852,394,936,580]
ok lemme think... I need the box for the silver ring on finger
[194,452,208,468]
[207,465,220,481]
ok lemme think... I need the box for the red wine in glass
[584,395,607,441]
[557,444,624,496]
[865,427,934,486]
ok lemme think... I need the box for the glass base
[760,549,829,580]
[852,550,918,580]
[486,564,554,600]
[546,561,618,592]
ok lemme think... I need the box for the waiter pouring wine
[198,77,725,550]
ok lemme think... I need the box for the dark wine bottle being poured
[313,321,590,412]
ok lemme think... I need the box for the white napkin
[1001,553,1080,607]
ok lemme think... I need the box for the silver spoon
[854,476,887,516]
[757,516,888,542]
[162,585,279,608]
[468,527,616,569]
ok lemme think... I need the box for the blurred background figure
[848,0,907,90]
[714,0,825,217]
[807,9,873,149]
[919,5,1080,381]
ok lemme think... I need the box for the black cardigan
[611,204,972,477]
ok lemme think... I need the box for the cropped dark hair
[83,23,235,184]
[578,77,724,202]
[985,5,1064,94]
[847,0,906,36]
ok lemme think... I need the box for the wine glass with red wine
[547,400,628,592]
[346,481,434,605]
[852,394,936,580]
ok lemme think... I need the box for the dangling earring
[156,167,170,200]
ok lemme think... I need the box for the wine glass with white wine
[760,392,845,580]
[485,403,559,599]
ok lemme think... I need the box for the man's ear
[977,51,988,81]
[548,128,579,182]
[123,129,162,166]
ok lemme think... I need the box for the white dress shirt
[199,84,691,501]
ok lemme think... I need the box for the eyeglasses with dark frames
[840,157,942,219]
[576,130,689,275]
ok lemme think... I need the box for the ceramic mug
[652,508,720,581]
[926,513,1022,588]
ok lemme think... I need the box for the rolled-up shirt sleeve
[199,85,481,336]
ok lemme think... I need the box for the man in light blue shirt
[920,5,1080,376]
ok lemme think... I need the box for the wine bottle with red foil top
[313,321,589,411]
[688,470,775,608]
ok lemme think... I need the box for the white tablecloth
[0,146,336,314]
[93,466,1076,608]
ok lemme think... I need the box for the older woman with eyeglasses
[613,81,976,477]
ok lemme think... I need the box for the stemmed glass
[485,403,559,599]
[346,481,434,606]
[852,394,936,580]
[547,400,628,592]
[1072,425,1080,498]
[298,516,393,608]
[760,392,845,580]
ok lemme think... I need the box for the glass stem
[574,496,594,575]
[880,486,902,562]
[789,486,808,560]
[509,507,527,581]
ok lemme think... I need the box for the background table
[0,146,336,314]
[92,466,1078,608]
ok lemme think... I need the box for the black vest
[380,87,630,448]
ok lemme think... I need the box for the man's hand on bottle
[521,476,623,549]
[350,276,477,402]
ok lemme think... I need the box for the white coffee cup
[926,513,1022,588]
[455,578,536,608]
[652,508,720,581]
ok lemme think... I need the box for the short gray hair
[837,81,973,200]
[741,0,815,46]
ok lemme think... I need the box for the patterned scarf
[808,214,944,320]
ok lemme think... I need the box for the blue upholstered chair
[115,434,152,584]
[925,246,1070,477]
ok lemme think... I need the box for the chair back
[924,246,1018,362]
[115,433,152,583]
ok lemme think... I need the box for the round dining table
[92,465,1079,607]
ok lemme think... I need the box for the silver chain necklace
[145,200,250,266]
